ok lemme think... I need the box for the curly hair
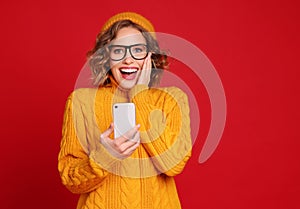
[86,20,169,87]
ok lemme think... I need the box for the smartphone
[113,103,136,139]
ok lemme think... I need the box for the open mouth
[119,68,138,80]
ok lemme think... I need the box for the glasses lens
[130,44,148,60]
[109,46,126,61]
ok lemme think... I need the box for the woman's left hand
[137,53,152,86]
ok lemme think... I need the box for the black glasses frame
[108,44,149,61]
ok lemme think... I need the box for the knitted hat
[101,12,155,35]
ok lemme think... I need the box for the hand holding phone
[98,103,138,159]
[100,122,140,159]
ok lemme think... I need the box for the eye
[132,45,146,54]
[112,47,124,54]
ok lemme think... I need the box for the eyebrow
[109,43,147,47]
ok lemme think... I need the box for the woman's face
[109,27,147,90]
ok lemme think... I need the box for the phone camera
[114,106,118,108]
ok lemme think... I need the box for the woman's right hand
[99,123,140,159]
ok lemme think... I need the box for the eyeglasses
[108,44,148,61]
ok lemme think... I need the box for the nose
[122,48,134,64]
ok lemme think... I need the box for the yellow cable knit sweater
[58,83,192,209]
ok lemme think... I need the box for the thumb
[100,123,114,138]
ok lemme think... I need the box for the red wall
[1,0,299,208]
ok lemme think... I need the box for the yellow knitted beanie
[101,12,155,34]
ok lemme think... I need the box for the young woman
[58,12,192,209]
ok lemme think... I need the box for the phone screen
[113,103,136,138]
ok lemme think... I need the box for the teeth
[120,68,137,73]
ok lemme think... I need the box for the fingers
[118,131,140,151]
[137,53,152,85]
[121,139,140,156]
[142,52,152,70]
[122,124,140,142]
[100,124,141,159]
[128,130,140,143]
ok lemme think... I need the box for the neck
[109,76,130,102]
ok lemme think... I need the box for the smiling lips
[119,67,138,80]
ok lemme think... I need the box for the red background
[1,0,299,208]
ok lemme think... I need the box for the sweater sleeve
[129,85,192,176]
[58,92,116,194]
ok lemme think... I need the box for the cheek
[137,60,145,68]
[110,60,118,69]
[111,67,118,79]
[110,61,120,72]
[109,62,117,75]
